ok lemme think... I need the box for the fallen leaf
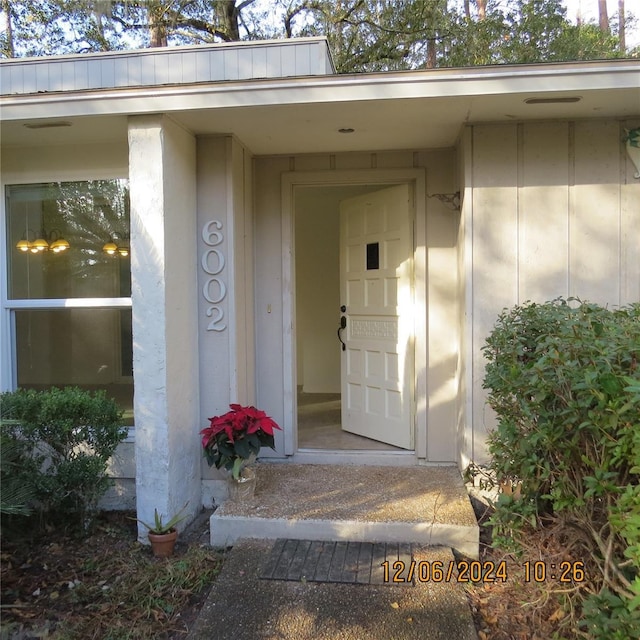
[50,591,59,600]
[548,607,565,622]
[390,602,399,609]
[406,617,413,623]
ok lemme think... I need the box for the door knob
[337,316,346,351]
[340,305,346,312]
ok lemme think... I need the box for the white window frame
[0,176,133,424]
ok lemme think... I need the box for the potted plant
[200,404,281,501]
[137,505,187,557]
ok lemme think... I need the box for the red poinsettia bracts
[200,404,281,479]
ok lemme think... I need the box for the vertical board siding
[8,64,22,92]
[102,58,116,87]
[251,47,268,78]
[62,59,76,88]
[48,63,63,91]
[519,122,570,302]
[0,40,334,95]
[456,127,473,469]
[471,124,518,462]
[421,148,459,462]
[571,120,623,304]
[467,119,638,464]
[224,48,240,80]
[253,155,290,456]
[621,119,640,303]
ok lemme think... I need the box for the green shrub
[0,387,126,534]
[0,430,36,517]
[482,298,640,637]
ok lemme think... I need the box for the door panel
[339,184,413,449]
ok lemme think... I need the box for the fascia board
[1,62,639,122]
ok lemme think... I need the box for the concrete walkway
[210,464,479,558]
[188,539,478,640]
[189,464,480,639]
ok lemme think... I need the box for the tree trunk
[598,0,609,33]
[148,2,168,48]
[618,0,625,51]
[476,0,487,21]
[92,0,111,51]
[2,0,14,58]
[426,37,436,68]
[464,0,471,20]
[215,0,240,41]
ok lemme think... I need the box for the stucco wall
[254,149,460,462]
[0,142,128,183]
[460,118,640,466]
[128,114,200,536]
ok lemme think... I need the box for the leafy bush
[0,430,35,517]
[482,298,640,637]
[0,387,126,533]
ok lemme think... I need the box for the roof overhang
[2,57,639,155]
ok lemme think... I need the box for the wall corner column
[128,114,200,540]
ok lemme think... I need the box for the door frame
[281,168,427,457]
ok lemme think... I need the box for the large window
[4,180,133,424]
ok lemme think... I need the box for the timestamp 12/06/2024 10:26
[381,560,587,584]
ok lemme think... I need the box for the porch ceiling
[171,87,639,154]
[1,60,639,155]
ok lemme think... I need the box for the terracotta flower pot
[148,529,178,557]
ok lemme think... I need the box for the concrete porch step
[210,464,479,558]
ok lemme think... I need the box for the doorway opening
[294,184,413,452]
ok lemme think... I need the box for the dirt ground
[1,502,580,639]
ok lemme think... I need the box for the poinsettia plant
[200,404,281,480]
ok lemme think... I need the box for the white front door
[339,184,413,449]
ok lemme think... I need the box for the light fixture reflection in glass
[102,241,118,255]
[16,228,70,254]
[31,237,49,252]
[50,237,70,253]
[102,235,129,257]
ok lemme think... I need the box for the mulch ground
[1,510,223,640]
[464,496,585,640]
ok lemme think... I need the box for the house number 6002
[202,220,227,332]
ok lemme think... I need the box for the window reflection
[6,180,130,300]
[15,308,134,425]
[5,180,133,425]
